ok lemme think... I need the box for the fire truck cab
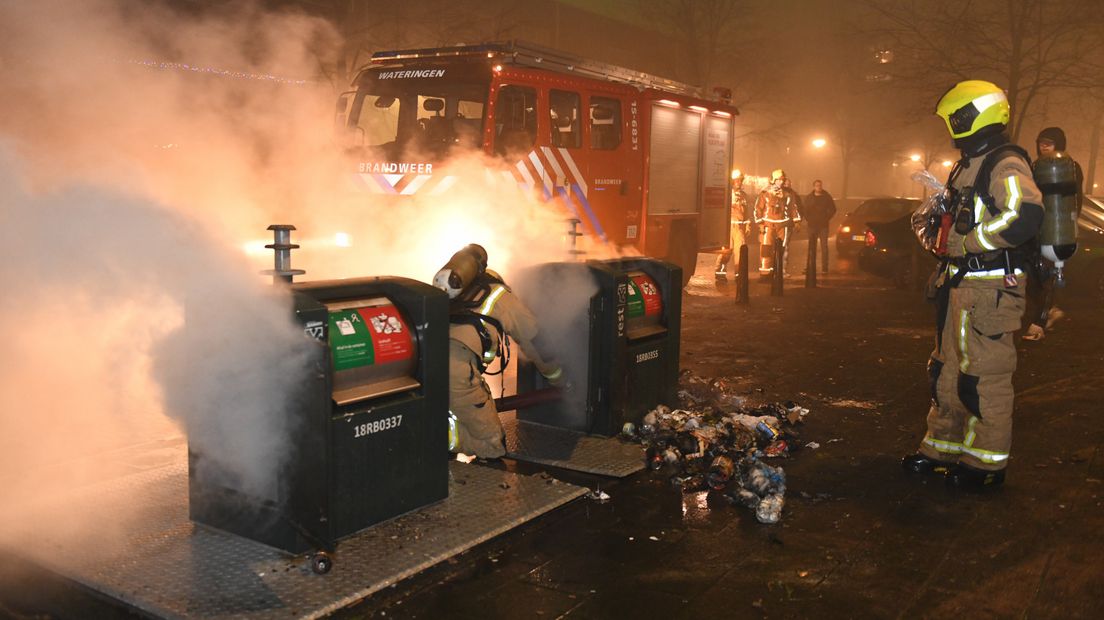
[339,41,738,282]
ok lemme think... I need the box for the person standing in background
[781,177,803,275]
[802,179,837,274]
[714,169,752,283]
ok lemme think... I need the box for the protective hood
[1036,126,1067,152]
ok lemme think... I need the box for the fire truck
[337,41,738,282]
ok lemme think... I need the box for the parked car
[858,213,937,288]
[836,198,920,258]
[856,195,1104,296]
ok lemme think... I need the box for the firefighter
[433,244,564,459]
[902,80,1044,489]
[714,169,752,281]
[781,177,803,274]
[754,169,800,276]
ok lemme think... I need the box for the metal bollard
[771,243,784,296]
[261,224,306,284]
[735,244,749,304]
[565,218,585,261]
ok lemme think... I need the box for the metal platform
[1,459,586,619]
[501,412,645,478]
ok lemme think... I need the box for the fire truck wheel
[310,552,333,574]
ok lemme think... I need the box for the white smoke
[0,145,313,504]
[0,0,624,544]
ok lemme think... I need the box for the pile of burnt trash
[622,373,809,524]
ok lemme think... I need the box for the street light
[942,160,952,167]
[909,153,922,162]
[811,138,827,149]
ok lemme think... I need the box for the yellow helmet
[770,169,786,182]
[935,80,1009,141]
[731,168,743,180]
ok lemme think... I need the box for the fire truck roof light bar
[370,40,736,108]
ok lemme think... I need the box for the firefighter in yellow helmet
[714,169,752,282]
[902,80,1044,490]
[433,244,564,459]
[754,169,801,276]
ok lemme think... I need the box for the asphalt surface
[3,238,1101,619]
[342,240,1104,619]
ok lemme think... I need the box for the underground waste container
[188,277,449,555]
[516,257,682,436]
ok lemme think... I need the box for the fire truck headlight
[242,240,268,255]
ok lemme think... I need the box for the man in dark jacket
[802,180,837,273]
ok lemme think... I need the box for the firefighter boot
[713,252,730,282]
[945,463,1005,490]
[902,453,956,476]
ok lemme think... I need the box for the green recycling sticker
[626,280,645,318]
[329,309,375,371]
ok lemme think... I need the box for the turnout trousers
[714,224,749,275]
[919,279,1025,471]
[448,340,505,458]
[758,222,788,275]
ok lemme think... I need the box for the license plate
[851,235,865,241]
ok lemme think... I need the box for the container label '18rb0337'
[353,414,403,438]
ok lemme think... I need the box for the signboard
[626,274,662,319]
[328,304,414,371]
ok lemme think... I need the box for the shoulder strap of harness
[974,144,1031,216]
[448,272,511,376]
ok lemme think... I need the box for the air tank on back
[1033,152,1079,285]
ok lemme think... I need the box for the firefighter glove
[543,366,566,388]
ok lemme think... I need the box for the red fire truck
[338,41,738,282]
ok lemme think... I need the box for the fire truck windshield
[347,66,490,159]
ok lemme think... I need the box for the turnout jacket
[754,188,800,224]
[449,276,561,381]
[731,189,751,226]
[948,148,1043,262]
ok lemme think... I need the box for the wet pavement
[340,242,1104,619]
[3,240,1102,619]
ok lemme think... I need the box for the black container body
[517,258,681,437]
[188,277,449,555]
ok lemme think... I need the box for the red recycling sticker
[357,304,413,364]
[630,274,662,317]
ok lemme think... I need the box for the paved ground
[340,242,1104,619]
[4,239,1102,619]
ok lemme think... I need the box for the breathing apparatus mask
[433,244,489,299]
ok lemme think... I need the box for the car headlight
[840,225,851,234]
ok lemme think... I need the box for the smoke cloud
[0,0,618,556]
[0,143,314,506]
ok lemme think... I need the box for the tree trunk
[840,150,851,199]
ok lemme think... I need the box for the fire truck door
[584,95,636,244]
[699,115,733,249]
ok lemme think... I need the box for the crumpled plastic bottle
[756,494,784,524]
